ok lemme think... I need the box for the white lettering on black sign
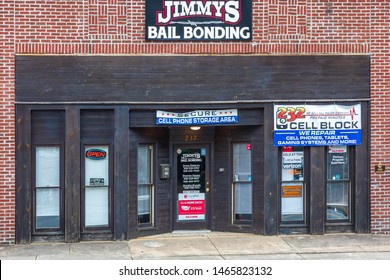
[146,0,252,41]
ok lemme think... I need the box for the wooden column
[264,104,278,235]
[15,105,32,244]
[310,147,325,235]
[355,102,370,233]
[64,106,81,242]
[114,107,129,240]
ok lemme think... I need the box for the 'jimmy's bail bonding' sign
[274,104,362,146]
[146,0,252,41]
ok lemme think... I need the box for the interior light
[190,126,201,131]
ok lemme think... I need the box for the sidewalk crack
[207,235,225,260]
[127,242,134,260]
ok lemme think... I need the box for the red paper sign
[178,200,205,216]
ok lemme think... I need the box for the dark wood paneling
[31,110,65,143]
[355,102,370,233]
[15,105,32,244]
[170,126,215,143]
[213,130,231,231]
[310,147,326,234]
[64,107,81,242]
[114,107,129,240]
[80,109,114,143]
[263,104,278,235]
[16,56,370,103]
[251,125,264,234]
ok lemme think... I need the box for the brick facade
[1,0,389,244]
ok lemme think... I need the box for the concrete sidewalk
[1,231,390,260]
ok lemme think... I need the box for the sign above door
[156,109,238,126]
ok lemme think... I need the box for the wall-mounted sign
[89,178,105,186]
[146,0,252,41]
[375,164,385,174]
[85,149,107,160]
[329,145,348,167]
[274,104,362,146]
[156,109,238,125]
[282,185,303,198]
[282,151,303,169]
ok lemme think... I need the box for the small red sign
[282,146,293,152]
[178,200,205,216]
[86,149,107,160]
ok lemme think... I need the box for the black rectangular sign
[146,0,252,41]
[177,148,206,193]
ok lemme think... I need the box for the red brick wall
[0,0,15,245]
[369,0,390,234]
[1,0,390,243]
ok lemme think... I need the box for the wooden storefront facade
[15,55,370,243]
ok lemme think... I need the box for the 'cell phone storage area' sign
[274,104,362,147]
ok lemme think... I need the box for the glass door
[174,145,210,230]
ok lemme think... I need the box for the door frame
[172,143,212,231]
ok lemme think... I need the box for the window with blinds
[137,145,154,226]
[232,143,252,223]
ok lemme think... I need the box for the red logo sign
[178,200,205,216]
[86,149,107,160]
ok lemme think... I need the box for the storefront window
[137,145,154,225]
[281,147,305,222]
[232,143,252,223]
[327,146,350,221]
[84,146,110,227]
[35,146,61,230]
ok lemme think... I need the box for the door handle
[206,182,210,193]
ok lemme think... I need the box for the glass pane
[327,146,349,180]
[327,182,349,220]
[85,146,109,186]
[281,147,304,181]
[36,147,60,187]
[233,143,252,221]
[233,143,252,181]
[138,145,153,224]
[138,145,152,184]
[138,185,151,224]
[85,187,109,227]
[36,188,60,229]
[281,182,304,221]
[234,182,252,220]
[281,147,304,222]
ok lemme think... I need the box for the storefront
[14,55,369,242]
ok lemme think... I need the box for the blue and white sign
[156,109,238,125]
[274,104,362,146]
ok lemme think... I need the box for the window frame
[137,143,155,228]
[81,143,114,233]
[279,146,308,226]
[231,142,253,225]
[326,146,355,224]
[32,144,65,234]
